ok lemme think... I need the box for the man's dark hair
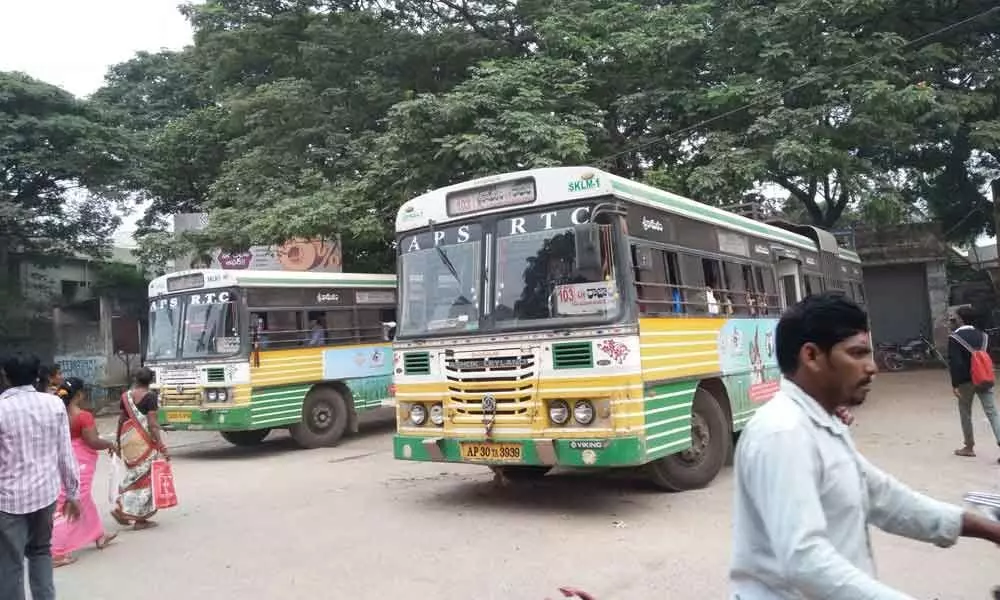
[955,305,980,328]
[2,355,42,388]
[133,366,155,386]
[776,292,870,376]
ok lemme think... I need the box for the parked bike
[874,334,944,371]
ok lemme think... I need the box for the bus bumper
[392,435,647,468]
[158,406,254,431]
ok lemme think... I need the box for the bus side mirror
[574,224,603,275]
[382,321,397,341]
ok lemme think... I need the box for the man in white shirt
[730,291,1000,599]
[0,355,81,600]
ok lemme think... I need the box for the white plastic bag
[107,454,123,506]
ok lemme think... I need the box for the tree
[98,0,1000,270]
[0,72,126,268]
[0,71,128,337]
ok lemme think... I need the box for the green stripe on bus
[642,381,697,460]
[250,384,309,427]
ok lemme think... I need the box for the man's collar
[955,325,975,332]
[780,378,847,434]
[0,385,37,398]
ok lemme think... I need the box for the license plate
[459,442,523,462]
[165,411,191,423]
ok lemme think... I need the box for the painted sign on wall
[55,356,107,385]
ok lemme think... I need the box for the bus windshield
[398,224,482,337]
[147,290,242,360]
[493,211,620,329]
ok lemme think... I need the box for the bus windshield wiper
[428,219,461,284]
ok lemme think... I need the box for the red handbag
[151,459,178,510]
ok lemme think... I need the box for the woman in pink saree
[51,378,119,567]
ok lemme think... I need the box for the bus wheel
[490,466,552,481]
[290,387,349,449]
[220,429,270,447]
[646,387,730,492]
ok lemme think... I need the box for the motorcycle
[875,334,943,371]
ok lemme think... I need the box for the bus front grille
[444,351,537,422]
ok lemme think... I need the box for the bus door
[775,258,803,310]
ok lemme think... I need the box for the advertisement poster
[718,318,781,404]
[322,345,393,380]
[174,213,341,272]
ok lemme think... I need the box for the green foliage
[1,72,127,264]
[94,0,1000,273]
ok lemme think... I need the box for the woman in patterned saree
[111,367,170,530]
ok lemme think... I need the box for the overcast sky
[1,0,194,246]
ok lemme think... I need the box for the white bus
[147,269,397,448]
[391,166,864,490]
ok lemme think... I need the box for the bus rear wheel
[220,429,271,447]
[290,387,349,449]
[646,387,730,492]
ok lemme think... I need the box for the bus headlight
[207,390,218,402]
[409,404,427,426]
[548,400,570,425]
[574,400,595,425]
[429,403,444,426]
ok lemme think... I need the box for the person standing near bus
[730,292,1000,599]
[948,305,1000,461]
[0,355,81,600]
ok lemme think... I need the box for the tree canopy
[92,0,1000,272]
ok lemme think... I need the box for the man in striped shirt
[0,355,81,600]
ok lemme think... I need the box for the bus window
[753,266,776,316]
[633,245,668,315]
[633,246,685,316]
[665,252,683,314]
[306,311,327,346]
[257,310,303,348]
[357,306,394,343]
[325,309,355,344]
[701,258,725,315]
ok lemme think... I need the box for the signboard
[446,178,536,216]
[554,281,618,316]
[356,290,396,305]
[166,273,205,292]
[174,214,342,273]
[626,206,674,243]
[717,231,749,257]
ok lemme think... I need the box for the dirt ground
[57,370,1000,600]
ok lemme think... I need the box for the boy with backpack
[948,305,1000,461]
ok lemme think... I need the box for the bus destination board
[446,178,536,217]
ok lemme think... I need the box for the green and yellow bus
[148,269,396,448]
[391,166,865,490]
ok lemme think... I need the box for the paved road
[59,371,1000,600]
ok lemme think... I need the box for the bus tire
[491,466,552,480]
[290,387,349,449]
[646,387,730,492]
[220,429,270,447]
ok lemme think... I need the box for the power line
[593,5,1000,168]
